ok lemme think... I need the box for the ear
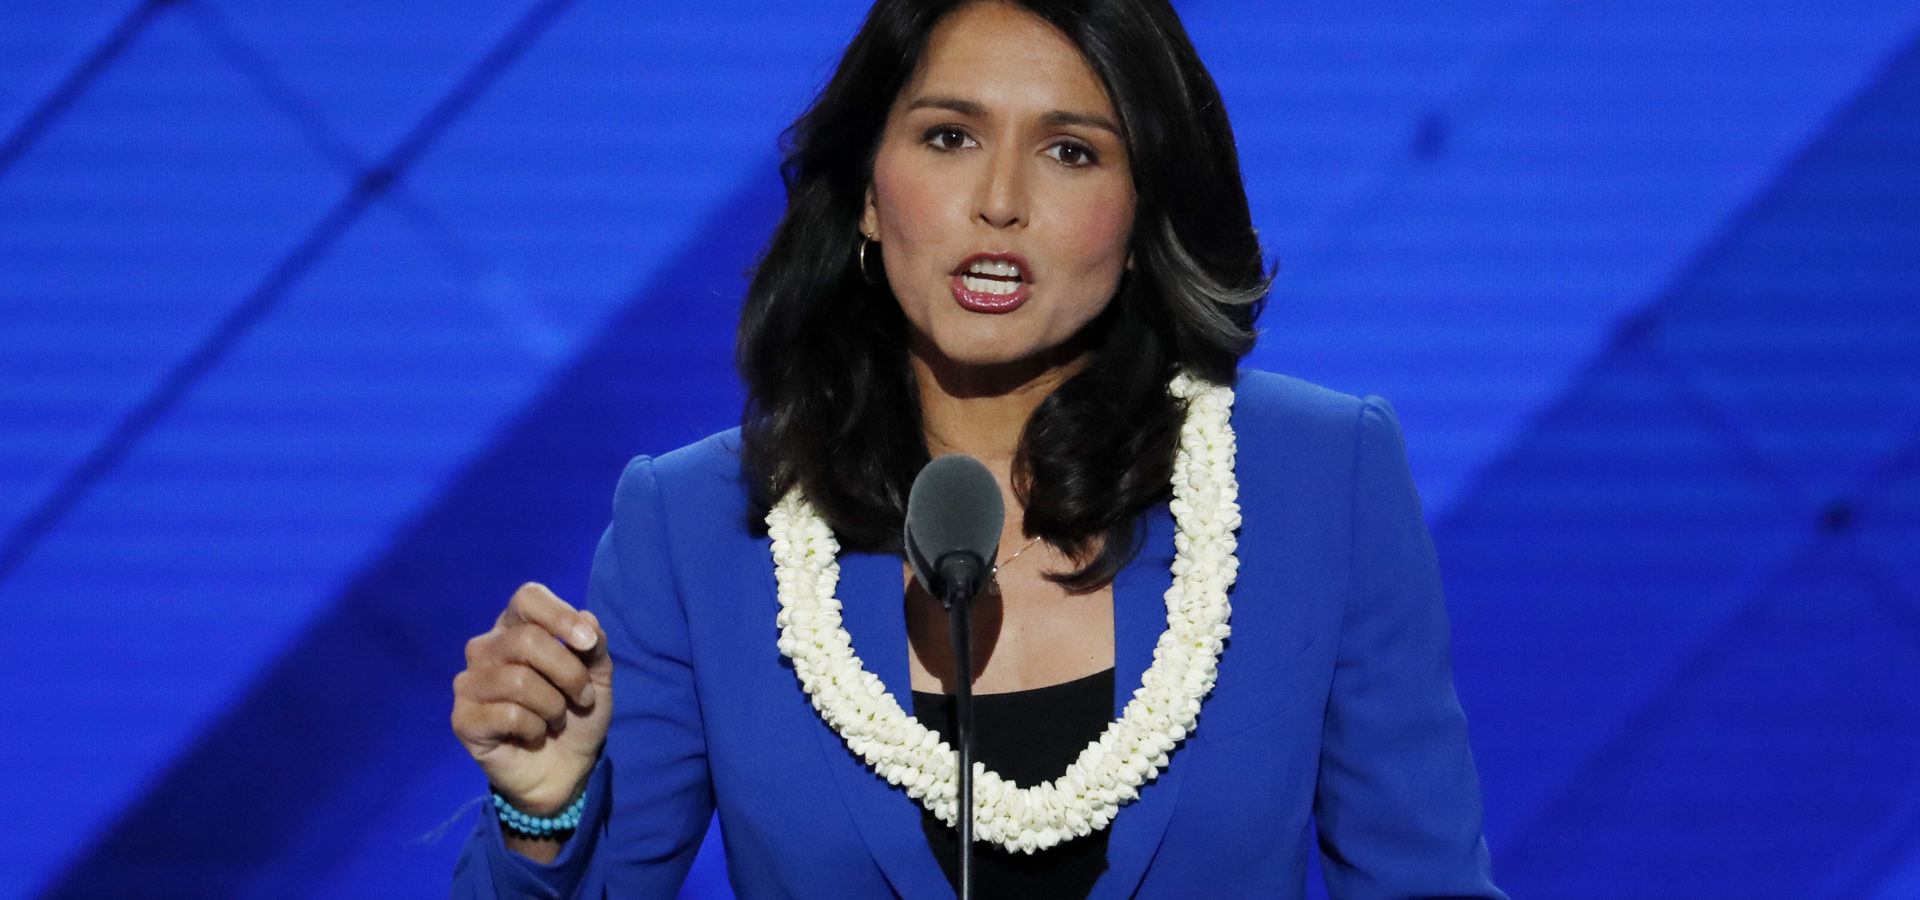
[860,186,880,240]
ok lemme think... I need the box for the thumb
[579,610,612,680]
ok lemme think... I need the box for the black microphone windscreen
[904,454,1005,596]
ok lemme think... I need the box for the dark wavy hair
[738,0,1268,590]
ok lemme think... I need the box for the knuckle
[453,702,490,741]
[453,704,484,741]
[511,582,548,610]
[511,624,548,658]
[504,665,538,698]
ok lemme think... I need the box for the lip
[950,252,1032,314]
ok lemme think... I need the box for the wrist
[493,785,588,839]
[493,747,601,817]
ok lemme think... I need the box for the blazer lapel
[809,550,953,899]
[1091,500,1189,900]
[801,504,1189,900]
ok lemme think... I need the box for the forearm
[504,832,567,865]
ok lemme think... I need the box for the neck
[911,343,1089,471]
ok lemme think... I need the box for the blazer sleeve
[1313,399,1506,899]
[452,455,715,898]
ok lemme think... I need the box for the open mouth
[960,258,1023,296]
[951,255,1030,312]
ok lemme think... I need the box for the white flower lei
[768,372,1238,854]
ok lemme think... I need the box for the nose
[973,144,1027,230]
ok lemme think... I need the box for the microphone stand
[936,552,983,900]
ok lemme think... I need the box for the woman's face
[862,1,1136,375]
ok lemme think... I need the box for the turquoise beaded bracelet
[492,788,587,838]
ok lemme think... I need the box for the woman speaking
[450,0,1506,896]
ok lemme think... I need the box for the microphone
[903,453,1003,900]
[904,454,1004,608]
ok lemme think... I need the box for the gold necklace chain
[991,534,1045,576]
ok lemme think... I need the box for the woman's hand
[452,583,612,816]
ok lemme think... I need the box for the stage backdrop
[3,1,1919,897]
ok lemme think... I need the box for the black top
[910,667,1116,899]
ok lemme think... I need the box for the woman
[450,1,1505,897]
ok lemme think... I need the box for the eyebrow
[905,95,1123,136]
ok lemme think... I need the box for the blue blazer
[453,371,1505,899]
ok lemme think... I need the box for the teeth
[965,259,1022,279]
[962,274,1021,296]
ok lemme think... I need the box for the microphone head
[904,454,1005,601]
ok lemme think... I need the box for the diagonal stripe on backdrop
[0,0,576,589]
[41,164,782,897]
[1439,26,1920,896]
[0,0,166,182]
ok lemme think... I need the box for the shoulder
[612,428,743,490]
[650,428,746,487]
[1231,368,1363,425]
[1224,369,1417,531]
[608,428,752,536]
[1229,368,1401,458]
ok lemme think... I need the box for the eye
[924,126,976,152]
[1046,140,1099,168]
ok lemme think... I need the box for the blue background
[4,1,1919,897]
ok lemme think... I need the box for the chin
[930,340,1035,368]
[906,302,1099,376]
[916,328,1089,382]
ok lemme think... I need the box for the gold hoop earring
[858,233,882,286]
